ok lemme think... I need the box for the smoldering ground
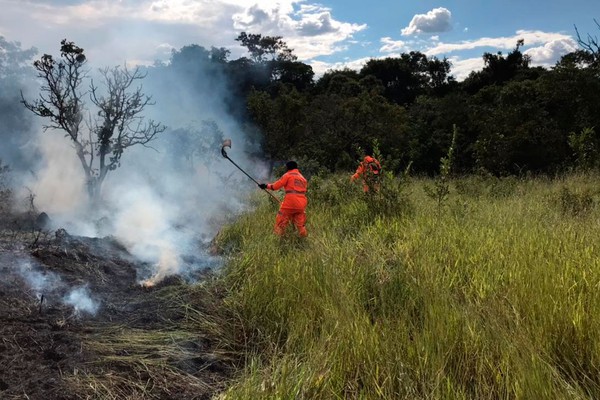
[0,227,237,398]
[0,37,251,399]
[6,42,270,286]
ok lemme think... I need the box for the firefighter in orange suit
[351,155,381,192]
[259,161,308,237]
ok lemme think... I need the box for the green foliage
[455,174,520,199]
[556,186,595,217]
[569,127,600,170]
[364,171,414,219]
[132,31,600,177]
[360,52,454,105]
[235,32,297,63]
[308,174,356,207]
[424,124,457,214]
[167,119,224,172]
[462,40,531,94]
[472,80,565,174]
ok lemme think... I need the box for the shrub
[557,186,595,217]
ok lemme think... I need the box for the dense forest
[147,29,600,177]
[2,25,600,178]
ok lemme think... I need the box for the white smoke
[19,131,90,218]
[17,259,62,297]
[64,286,100,315]
[16,258,100,316]
[107,181,185,285]
[7,40,265,286]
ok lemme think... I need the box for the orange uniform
[351,155,381,192]
[266,168,308,237]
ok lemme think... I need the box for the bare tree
[575,19,600,65]
[22,39,165,200]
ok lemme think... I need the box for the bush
[309,173,357,207]
[556,186,595,217]
[364,171,413,219]
[568,127,600,171]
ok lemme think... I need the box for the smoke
[20,133,88,215]
[3,37,268,286]
[16,258,100,316]
[17,259,62,297]
[64,286,99,315]
[107,182,185,286]
[0,37,39,171]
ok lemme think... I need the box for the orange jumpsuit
[351,156,381,192]
[266,169,308,237]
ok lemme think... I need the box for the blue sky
[0,0,598,80]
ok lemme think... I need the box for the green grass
[215,172,600,399]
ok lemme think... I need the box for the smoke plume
[5,40,266,286]
[64,286,100,315]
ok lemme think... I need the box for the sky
[0,0,598,80]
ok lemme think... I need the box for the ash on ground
[0,226,236,400]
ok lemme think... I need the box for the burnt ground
[0,228,240,400]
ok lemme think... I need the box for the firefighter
[259,161,308,237]
[351,155,382,193]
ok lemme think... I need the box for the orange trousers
[274,208,307,237]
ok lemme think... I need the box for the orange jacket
[267,169,308,210]
[352,156,381,181]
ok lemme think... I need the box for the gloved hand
[258,183,268,190]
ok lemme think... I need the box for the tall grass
[215,172,600,399]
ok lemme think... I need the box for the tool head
[221,138,232,157]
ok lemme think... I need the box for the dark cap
[286,161,298,171]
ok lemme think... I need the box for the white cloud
[524,37,578,66]
[401,7,452,36]
[316,27,579,82]
[299,11,336,36]
[0,0,365,65]
[379,37,407,53]
[447,56,485,81]
[424,30,575,57]
[309,57,371,77]
[232,2,366,59]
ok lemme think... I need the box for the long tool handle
[224,155,281,204]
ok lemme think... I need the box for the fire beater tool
[221,139,281,204]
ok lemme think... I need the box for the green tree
[471,80,563,174]
[247,84,307,160]
[568,127,600,170]
[462,40,532,94]
[537,53,600,150]
[235,32,296,63]
[360,52,453,105]
[408,92,474,174]
[233,32,313,93]
[167,120,224,172]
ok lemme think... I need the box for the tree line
[151,28,600,176]
[2,23,600,202]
